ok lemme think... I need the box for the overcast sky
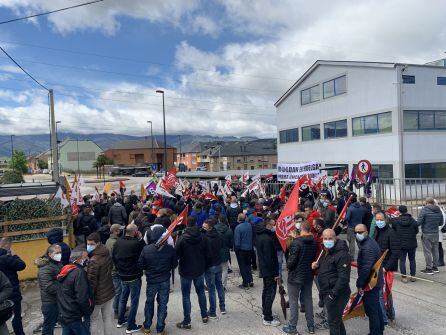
[0,0,445,138]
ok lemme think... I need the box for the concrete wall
[57,140,103,172]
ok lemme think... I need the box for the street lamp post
[56,121,61,172]
[10,135,14,159]
[155,90,168,174]
[147,121,154,171]
[178,135,182,164]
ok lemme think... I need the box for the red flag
[265,173,273,182]
[276,178,301,251]
[203,192,219,201]
[279,183,288,202]
[385,207,401,218]
[342,169,348,181]
[160,167,177,191]
[119,180,126,189]
[157,207,188,246]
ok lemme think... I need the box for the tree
[37,159,48,170]
[0,170,24,184]
[9,150,28,174]
[93,154,113,168]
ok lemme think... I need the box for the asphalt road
[16,244,446,335]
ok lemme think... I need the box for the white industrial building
[275,59,446,179]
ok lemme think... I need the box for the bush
[0,170,24,184]
[9,150,28,174]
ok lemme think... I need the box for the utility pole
[147,121,154,170]
[10,135,14,159]
[76,138,80,175]
[178,135,182,164]
[49,90,60,183]
[156,90,168,173]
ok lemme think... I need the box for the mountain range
[0,133,259,157]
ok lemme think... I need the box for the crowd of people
[0,180,445,335]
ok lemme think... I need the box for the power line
[0,39,295,82]
[0,0,106,25]
[0,46,48,91]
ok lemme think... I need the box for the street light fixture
[155,90,168,174]
[147,121,154,171]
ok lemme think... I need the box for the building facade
[275,59,446,179]
[104,139,177,170]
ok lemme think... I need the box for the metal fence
[263,178,446,218]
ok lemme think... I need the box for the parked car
[42,169,49,174]
[132,171,149,177]
[155,170,165,178]
[196,166,207,171]
[0,169,4,177]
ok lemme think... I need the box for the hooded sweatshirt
[175,226,207,279]
[202,228,222,268]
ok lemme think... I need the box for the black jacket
[287,235,316,284]
[47,228,71,265]
[215,222,233,263]
[57,264,93,324]
[112,236,145,281]
[203,228,223,268]
[175,226,207,279]
[36,255,63,305]
[74,213,97,237]
[417,204,444,234]
[392,214,419,249]
[0,248,26,303]
[226,204,242,229]
[374,225,401,271]
[255,224,279,279]
[138,243,178,284]
[317,240,351,297]
[357,236,382,289]
[0,270,12,304]
[108,202,128,226]
[97,224,111,245]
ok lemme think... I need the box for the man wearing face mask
[373,212,400,325]
[255,218,280,327]
[36,244,63,335]
[319,198,336,229]
[312,229,351,335]
[354,224,384,335]
[86,233,115,335]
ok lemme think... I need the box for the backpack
[0,300,13,324]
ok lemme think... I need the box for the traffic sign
[357,159,371,175]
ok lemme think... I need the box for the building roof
[274,58,446,107]
[206,138,277,157]
[109,138,174,150]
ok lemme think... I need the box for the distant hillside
[0,133,258,156]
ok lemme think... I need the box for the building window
[302,124,321,141]
[437,77,446,85]
[301,85,320,105]
[402,75,415,84]
[237,159,241,163]
[405,162,446,178]
[404,110,446,131]
[323,75,347,99]
[354,164,394,178]
[324,120,347,139]
[279,128,299,143]
[250,166,255,170]
[352,112,392,136]
[325,164,349,177]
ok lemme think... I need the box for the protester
[175,216,208,329]
[86,233,115,335]
[370,204,382,239]
[226,195,242,232]
[0,237,26,335]
[202,219,225,318]
[345,195,366,260]
[46,228,71,265]
[283,221,316,334]
[374,211,400,324]
[312,229,351,335]
[319,198,335,228]
[57,249,93,335]
[355,224,384,335]
[109,199,128,226]
[190,203,208,229]
[112,223,145,333]
[215,214,233,289]
[97,217,111,244]
[138,225,178,335]
[105,223,124,319]
[359,197,373,233]
[255,218,280,327]
[0,270,12,335]
[319,183,333,201]
[392,205,418,282]
[36,244,63,335]
[234,213,254,288]
[75,204,97,246]
[418,198,444,274]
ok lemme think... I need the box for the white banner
[277,162,320,182]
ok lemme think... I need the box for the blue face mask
[376,220,386,229]
[86,245,96,253]
[356,233,365,242]
[323,240,335,249]
[323,202,329,208]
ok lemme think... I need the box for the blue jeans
[61,320,90,335]
[277,250,284,278]
[118,278,142,329]
[42,303,58,335]
[400,248,416,276]
[180,275,207,324]
[143,279,170,332]
[363,287,384,335]
[205,265,225,314]
[112,274,122,314]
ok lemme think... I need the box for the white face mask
[52,253,62,262]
